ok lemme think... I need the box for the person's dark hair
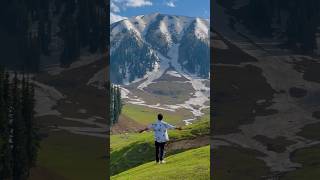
[158,113,163,120]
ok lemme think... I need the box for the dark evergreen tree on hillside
[113,86,118,123]
[0,69,40,180]
[178,20,210,78]
[0,67,12,179]
[21,76,40,174]
[1,0,108,70]
[59,0,107,66]
[11,73,28,180]
[38,0,51,55]
[110,30,158,84]
[116,86,122,116]
[110,84,114,126]
[219,0,320,54]
[60,16,81,66]
[110,84,122,126]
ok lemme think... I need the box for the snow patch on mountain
[111,14,210,124]
[110,13,208,55]
[120,42,209,125]
[87,68,106,89]
[136,60,164,90]
[159,17,173,45]
[33,80,65,117]
[194,18,209,40]
[122,20,143,38]
[166,70,182,77]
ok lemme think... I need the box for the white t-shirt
[148,120,175,143]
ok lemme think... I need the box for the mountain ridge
[110,12,210,25]
[110,13,210,84]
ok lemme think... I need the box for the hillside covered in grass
[111,146,210,180]
[110,115,210,177]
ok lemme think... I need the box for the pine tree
[0,66,5,177]
[110,84,114,126]
[11,72,28,180]
[0,68,40,179]
[21,75,31,174]
[25,79,40,170]
[113,86,118,124]
[116,86,122,117]
[110,84,122,125]
[114,85,118,124]
[100,0,108,52]
[0,67,12,179]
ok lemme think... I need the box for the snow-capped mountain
[110,13,210,84]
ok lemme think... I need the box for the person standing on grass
[139,113,182,164]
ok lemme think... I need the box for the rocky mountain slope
[110,13,210,84]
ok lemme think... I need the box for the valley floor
[211,2,320,179]
[29,55,108,180]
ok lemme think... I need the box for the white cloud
[110,0,152,24]
[166,1,175,7]
[111,2,120,12]
[111,0,153,11]
[125,0,153,7]
[110,13,127,24]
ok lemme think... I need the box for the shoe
[156,161,160,164]
[160,160,166,164]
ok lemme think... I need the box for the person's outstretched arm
[139,127,149,133]
[164,122,182,130]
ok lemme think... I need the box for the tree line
[0,67,40,180]
[218,0,320,54]
[110,84,122,126]
[0,0,108,71]
[110,30,157,84]
[59,0,107,66]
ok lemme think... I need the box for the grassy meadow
[121,104,194,126]
[110,111,210,177]
[33,131,107,180]
[111,146,210,180]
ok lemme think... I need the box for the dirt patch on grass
[167,136,209,152]
[111,115,145,134]
[144,81,194,103]
[127,83,195,106]
[36,115,99,128]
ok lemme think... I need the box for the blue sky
[110,0,210,24]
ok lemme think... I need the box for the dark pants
[155,141,166,162]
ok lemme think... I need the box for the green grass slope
[110,114,209,175]
[36,131,107,180]
[111,146,210,180]
[281,144,320,180]
[121,104,193,126]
